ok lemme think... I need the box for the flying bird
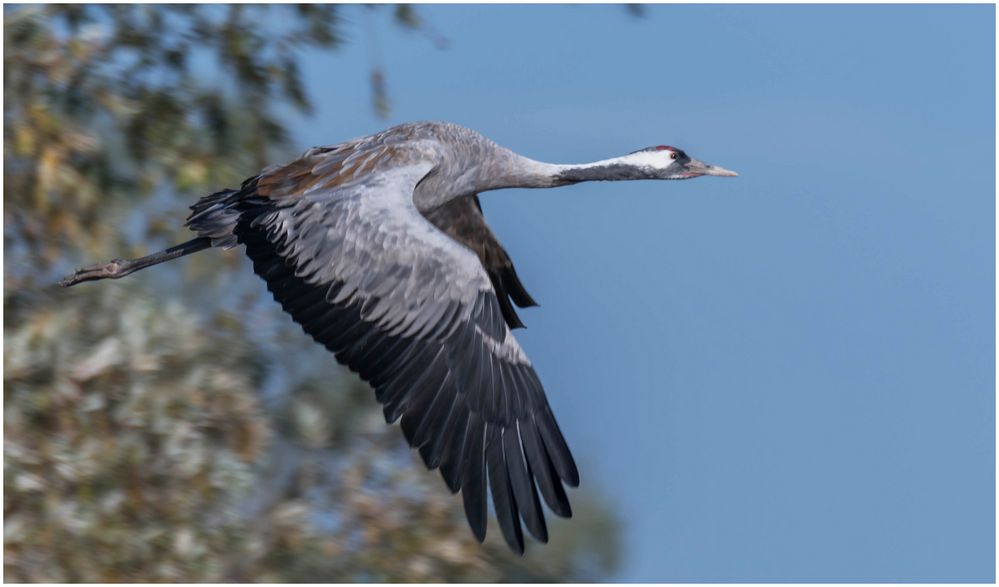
[61,121,737,553]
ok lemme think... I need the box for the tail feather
[186,188,243,249]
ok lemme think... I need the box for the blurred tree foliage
[3,5,621,582]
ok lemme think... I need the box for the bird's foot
[59,259,131,287]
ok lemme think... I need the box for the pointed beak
[685,159,739,177]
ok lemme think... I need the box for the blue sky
[280,5,994,581]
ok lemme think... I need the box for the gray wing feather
[217,152,577,553]
[253,162,480,336]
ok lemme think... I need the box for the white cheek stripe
[538,149,676,177]
[613,150,674,170]
[552,151,673,172]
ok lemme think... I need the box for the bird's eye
[669,152,679,160]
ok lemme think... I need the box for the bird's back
[186,121,499,241]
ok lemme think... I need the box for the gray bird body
[63,121,737,553]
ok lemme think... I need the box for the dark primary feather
[186,138,577,552]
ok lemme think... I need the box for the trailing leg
[59,237,212,287]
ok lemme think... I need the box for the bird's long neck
[487,152,656,190]
[455,129,658,193]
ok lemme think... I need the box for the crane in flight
[61,121,737,553]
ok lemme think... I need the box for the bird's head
[623,145,739,180]
[545,143,738,186]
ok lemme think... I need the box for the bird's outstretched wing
[195,146,577,552]
[421,195,538,330]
